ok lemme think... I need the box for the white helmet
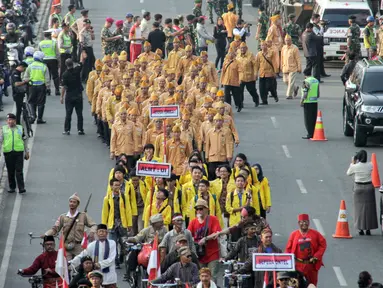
[24,46,35,57]
[33,51,45,61]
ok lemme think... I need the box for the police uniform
[38,30,60,95]
[65,5,78,62]
[58,22,73,82]
[45,193,97,260]
[300,74,319,139]
[49,4,63,29]
[23,52,50,124]
[0,113,29,193]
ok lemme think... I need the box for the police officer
[284,14,301,47]
[0,113,29,193]
[38,30,60,96]
[347,15,361,59]
[49,3,63,29]
[24,46,35,65]
[364,16,376,59]
[300,71,319,139]
[58,22,73,82]
[11,61,29,124]
[65,4,78,62]
[23,51,49,124]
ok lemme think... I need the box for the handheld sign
[136,161,172,178]
[252,253,295,271]
[149,105,180,119]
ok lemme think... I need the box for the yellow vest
[101,193,133,229]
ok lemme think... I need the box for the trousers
[215,42,226,69]
[303,102,318,138]
[240,81,260,105]
[60,53,72,82]
[44,59,59,91]
[224,85,241,107]
[4,151,24,191]
[304,56,320,81]
[13,92,24,124]
[259,77,277,104]
[28,85,46,121]
[64,96,83,132]
[283,72,298,97]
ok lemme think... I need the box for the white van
[313,0,373,60]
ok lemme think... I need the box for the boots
[29,103,37,124]
[37,105,46,124]
[54,77,60,96]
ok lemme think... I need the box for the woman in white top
[346,150,378,235]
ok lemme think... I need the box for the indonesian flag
[81,232,88,249]
[263,271,269,288]
[55,234,70,288]
[147,234,161,281]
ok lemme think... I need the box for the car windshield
[323,9,371,27]
[361,72,383,94]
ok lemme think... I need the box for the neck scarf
[94,240,110,273]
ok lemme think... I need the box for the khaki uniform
[110,120,136,156]
[105,96,121,128]
[138,51,157,62]
[181,125,198,150]
[213,101,233,117]
[237,51,257,82]
[145,128,163,146]
[165,139,192,176]
[167,48,186,69]
[86,71,99,103]
[222,12,238,38]
[133,121,146,153]
[199,120,215,152]
[281,44,301,97]
[266,24,283,73]
[205,127,233,162]
[45,212,97,260]
[201,61,219,85]
[176,55,197,80]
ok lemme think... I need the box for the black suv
[343,59,383,147]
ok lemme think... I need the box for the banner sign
[252,253,295,271]
[136,161,172,178]
[149,105,180,119]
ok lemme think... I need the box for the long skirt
[353,182,378,230]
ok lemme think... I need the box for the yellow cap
[216,102,225,108]
[270,14,281,22]
[167,82,175,89]
[127,63,135,70]
[227,2,234,9]
[155,48,163,56]
[172,125,181,132]
[165,97,175,105]
[114,85,123,95]
[204,96,213,103]
[140,81,149,88]
[210,86,218,93]
[95,59,102,67]
[144,41,151,47]
[199,77,207,83]
[185,45,192,52]
[129,108,139,116]
[176,85,184,91]
[122,73,130,79]
[208,108,217,115]
[234,34,241,41]
[119,106,127,113]
[285,34,292,40]
[118,54,127,61]
[200,51,208,57]
[140,56,148,63]
[214,113,223,120]
[120,51,127,57]
[102,64,109,71]
[134,59,140,66]
[96,64,103,71]
[173,37,180,43]
[240,42,247,48]
[185,97,194,105]
[133,71,141,79]
[111,79,118,86]
[216,90,224,97]
[103,55,112,62]
[149,93,159,101]
[112,52,118,59]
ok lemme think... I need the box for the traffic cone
[50,0,61,14]
[332,200,352,239]
[310,110,327,141]
[371,153,381,188]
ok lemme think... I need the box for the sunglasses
[186,255,192,258]
[195,207,204,211]
[156,197,165,201]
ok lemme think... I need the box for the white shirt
[66,210,79,218]
[346,162,372,183]
[70,239,117,285]
[233,27,251,38]
[140,18,151,39]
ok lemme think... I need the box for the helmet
[24,46,35,57]
[367,16,375,22]
[33,51,44,61]
[6,22,15,31]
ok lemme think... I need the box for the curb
[0,0,52,219]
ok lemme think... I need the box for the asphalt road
[0,0,383,287]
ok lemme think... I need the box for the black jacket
[213,24,227,47]
[302,31,321,58]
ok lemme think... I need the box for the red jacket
[23,251,60,280]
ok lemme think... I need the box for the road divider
[296,179,307,194]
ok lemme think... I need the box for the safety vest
[364,25,376,48]
[59,32,72,54]
[39,39,57,60]
[28,61,47,86]
[2,125,24,153]
[24,56,34,65]
[302,76,319,104]
[65,12,76,27]
[52,13,63,27]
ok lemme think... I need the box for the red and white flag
[263,271,269,288]
[147,234,161,281]
[55,234,70,288]
[81,232,88,249]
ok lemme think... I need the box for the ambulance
[313,0,373,60]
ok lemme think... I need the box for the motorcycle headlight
[361,105,380,113]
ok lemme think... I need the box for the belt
[355,181,372,185]
[31,81,44,85]
[295,257,312,264]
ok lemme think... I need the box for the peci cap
[277,272,291,280]
[43,235,55,243]
[349,15,356,20]
[97,224,108,230]
[298,214,309,221]
[81,9,89,15]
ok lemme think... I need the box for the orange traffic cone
[50,0,61,14]
[332,200,352,239]
[371,153,381,188]
[310,110,327,141]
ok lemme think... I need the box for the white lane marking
[270,116,278,128]
[296,179,308,194]
[333,266,348,286]
[140,0,144,3]
[243,3,252,6]
[0,121,37,288]
[282,145,292,158]
[141,9,146,14]
[313,218,326,236]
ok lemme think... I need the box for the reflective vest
[364,25,376,48]
[302,76,319,103]
[39,39,57,60]
[25,56,34,65]
[65,12,76,27]
[2,125,24,153]
[28,61,47,86]
[52,13,63,27]
[59,32,72,54]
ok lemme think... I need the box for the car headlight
[361,105,380,113]
[323,37,329,45]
